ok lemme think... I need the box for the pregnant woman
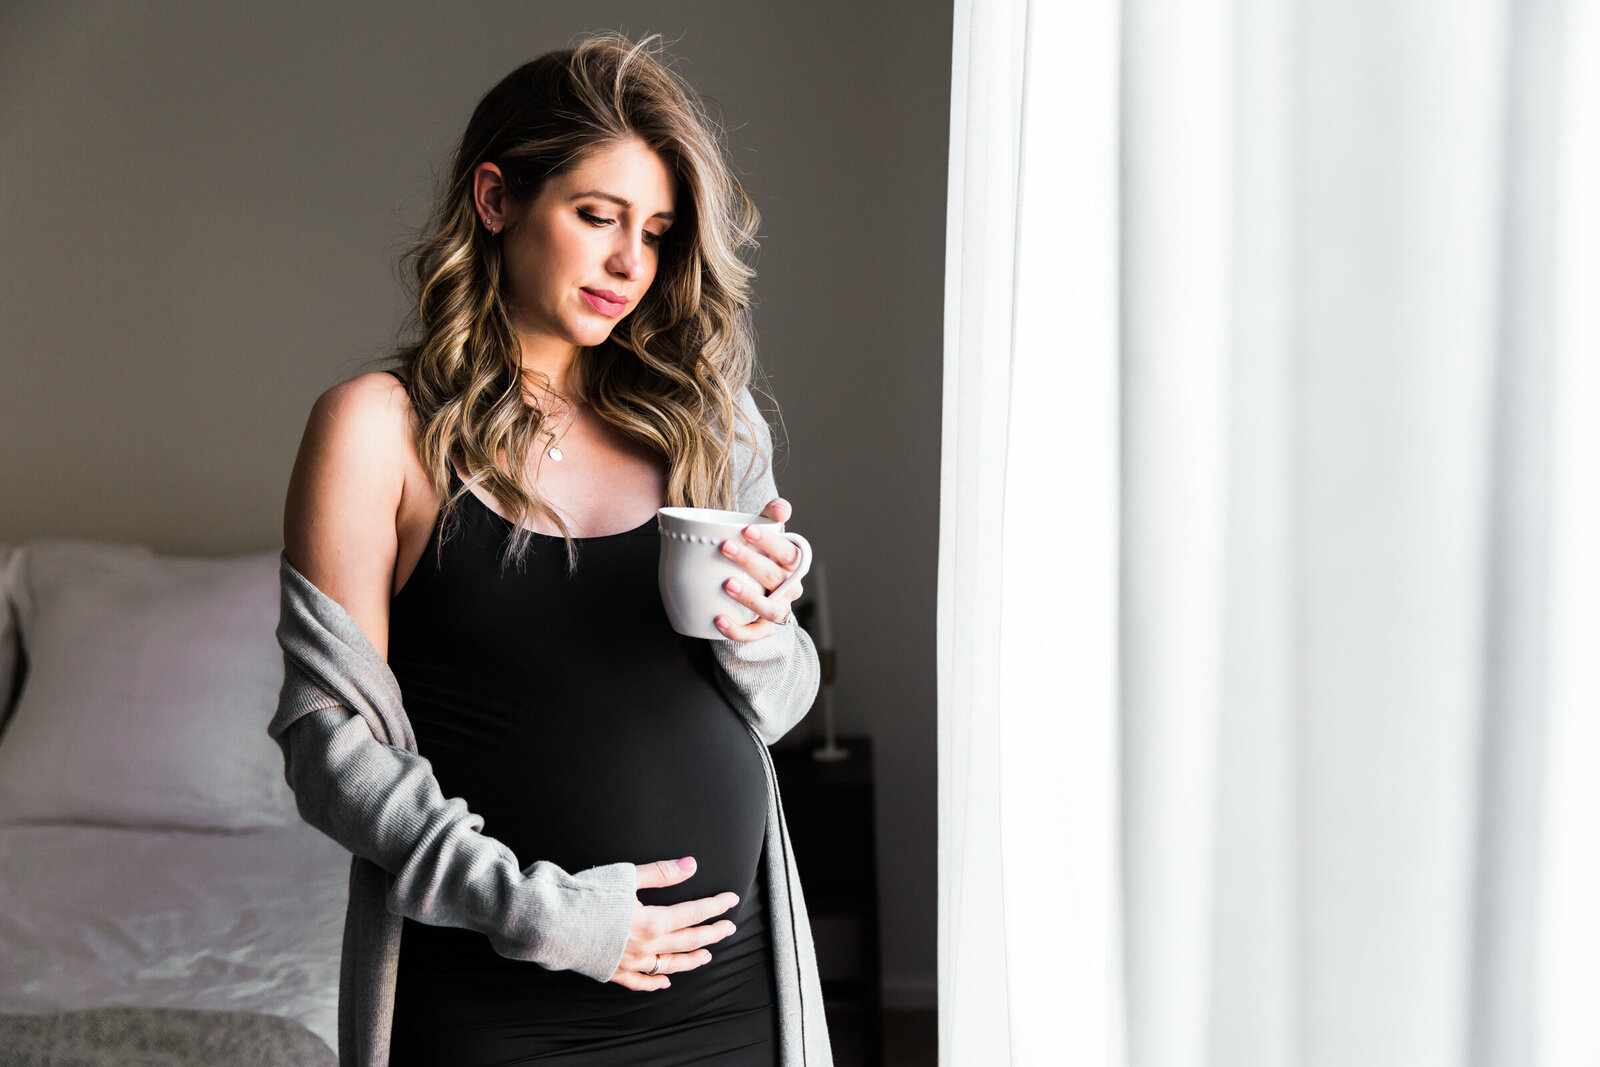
[270,31,829,1066]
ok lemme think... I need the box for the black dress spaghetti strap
[381,371,778,1065]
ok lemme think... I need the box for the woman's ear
[473,162,508,230]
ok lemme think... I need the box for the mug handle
[768,532,812,603]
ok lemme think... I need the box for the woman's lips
[580,288,627,317]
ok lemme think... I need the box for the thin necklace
[540,401,578,462]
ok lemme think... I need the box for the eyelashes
[577,208,664,245]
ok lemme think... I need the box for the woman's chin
[579,328,624,348]
[561,317,620,347]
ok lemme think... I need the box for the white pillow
[0,540,299,830]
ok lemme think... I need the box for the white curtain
[938,0,1599,1064]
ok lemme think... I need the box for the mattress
[0,821,348,1053]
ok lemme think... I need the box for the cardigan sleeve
[708,387,823,747]
[270,668,638,983]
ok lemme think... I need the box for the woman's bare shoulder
[319,370,415,428]
[282,370,417,659]
[309,371,423,464]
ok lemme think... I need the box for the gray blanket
[0,1008,335,1067]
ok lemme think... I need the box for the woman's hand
[608,857,739,991]
[715,498,805,641]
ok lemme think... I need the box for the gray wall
[0,1,946,1007]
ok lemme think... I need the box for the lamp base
[811,741,850,762]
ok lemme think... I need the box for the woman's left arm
[707,389,822,746]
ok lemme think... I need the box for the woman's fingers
[653,891,740,934]
[610,968,671,991]
[653,918,737,956]
[715,581,802,638]
[712,499,805,642]
[609,917,738,990]
[638,947,713,975]
[719,535,789,593]
[609,876,740,991]
[635,856,698,890]
[717,612,773,640]
[717,577,794,622]
[724,499,801,583]
[717,569,803,638]
[631,918,737,974]
[744,522,803,571]
[718,532,803,623]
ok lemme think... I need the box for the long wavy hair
[389,31,769,575]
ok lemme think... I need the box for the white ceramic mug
[657,506,812,640]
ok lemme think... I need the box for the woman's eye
[580,208,665,247]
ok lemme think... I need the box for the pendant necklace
[542,402,577,462]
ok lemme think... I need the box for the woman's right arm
[282,373,410,662]
[277,373,736,988]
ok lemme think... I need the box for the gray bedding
[0,1007,336,1067]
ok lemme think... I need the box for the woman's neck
[516,344,582,408]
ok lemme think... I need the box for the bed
[0,540,347,1065]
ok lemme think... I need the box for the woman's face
[483,138,677,360]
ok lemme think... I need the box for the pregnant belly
[399,662,770,911]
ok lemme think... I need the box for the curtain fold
[1120,2,1233,1064]
[941,0,1597,1064]
[939,0,1122,1063]
[939,2,1027,1060]
[1534,2,1600,1062]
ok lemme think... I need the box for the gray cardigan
[268,390,832,1066]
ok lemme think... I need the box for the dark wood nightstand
[772,735,883,1066]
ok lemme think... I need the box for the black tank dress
[384,436,779,1064]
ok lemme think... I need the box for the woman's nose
[608,232,647,279]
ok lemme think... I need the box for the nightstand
[772,735,883,1066]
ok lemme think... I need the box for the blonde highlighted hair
[388,30,770,574]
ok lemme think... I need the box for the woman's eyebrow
[570,190,675,222]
